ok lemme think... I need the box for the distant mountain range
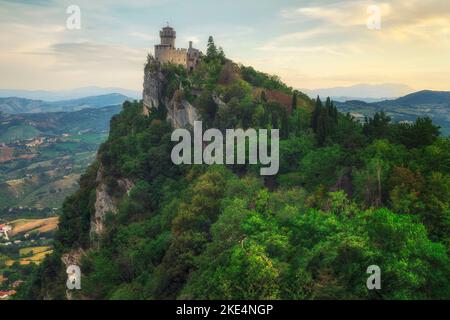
[302,83,414,102]
[0,86,141,101]
[335,90,450,135]
[0,93,132,114]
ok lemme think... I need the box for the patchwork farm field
[5,246,53,266]
[9,217,59,237]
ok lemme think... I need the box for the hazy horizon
[0,83,423,101]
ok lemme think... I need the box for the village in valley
[0,216,57,299]
[0,132,86,299]
[0,132,71,299]
[0,223,12,241]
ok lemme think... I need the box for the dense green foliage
[18,38,450,300]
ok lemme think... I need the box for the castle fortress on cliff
[154,25,201,71]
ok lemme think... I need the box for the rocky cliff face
[143,57,198,128]
[142,66,165,114]
[90,165,134,239]
[89,165,116,238]
[56,58,199,299]
[166,92,198,129]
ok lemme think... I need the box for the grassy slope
[0,125,42,143]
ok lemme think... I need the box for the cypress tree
[206,36,218,60]
[333,104,338,123]
[314,97,337,145]
[316,113,326,145]
[317,107,331,146]
[312,96,323,132]
[281,108,289,139]
[325,97,333,119]
[291,91,298,113]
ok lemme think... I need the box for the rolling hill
[0,86,141,101]
[381,90,450,105]
[0,105,122,210]
[0,93,131,114]
[302,83,414,102]
[0,104,121,142]
[335,90,450,135]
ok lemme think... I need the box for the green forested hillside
[18,39,450,300]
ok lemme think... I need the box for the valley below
[0,97,125,299]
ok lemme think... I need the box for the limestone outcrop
[142,57,199,128]
[90,165,133,239]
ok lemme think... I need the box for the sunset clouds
[0,0,448,92]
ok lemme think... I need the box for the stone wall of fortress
[155,45,187,66]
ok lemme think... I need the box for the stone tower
[159,26,176,47]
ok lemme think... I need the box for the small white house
[0,224,12,241]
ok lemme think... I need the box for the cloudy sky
[0,0,449,93]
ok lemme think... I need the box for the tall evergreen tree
[325,96,332,109]
[291,91,298,113]
[218,47,226,63]
[332,104,338,123]
[314,97,338,146]
[281,108,289,139]
[316,107,330,146]
[311,96,323,132]
[206,36,218,60]
[363,111,391,140]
